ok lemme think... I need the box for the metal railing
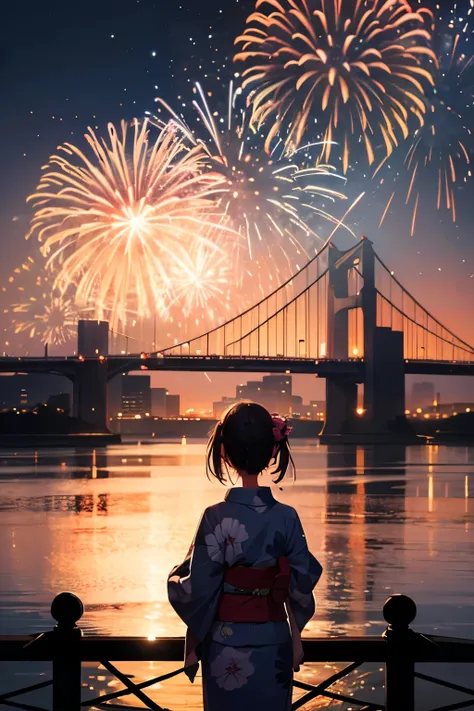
[1,593,474,711]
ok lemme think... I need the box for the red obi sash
[217,557,290,623]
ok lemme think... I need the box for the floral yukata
[168,486,322,711]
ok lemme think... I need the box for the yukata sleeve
[286,509,323,632]
[167,506,224,642]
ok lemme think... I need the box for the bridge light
[135,414,142,420]
[117,413,123,418]
[98,355,105,362]
[78,355,84,362]
[356,407,365,416]
[140,352,148,360]
[405,409,411,415]
[352,347,359,356]
[467,408,471,413]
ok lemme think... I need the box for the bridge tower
[323,238,406,438]
[360,238,406,430]
[323,244,358,435]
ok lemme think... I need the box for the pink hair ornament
[271,414,293,444]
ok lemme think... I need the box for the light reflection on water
[1,440,473,709]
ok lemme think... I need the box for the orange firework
[377,6,474,234]
[12,289,78,346]
[26,119,227,330]
[235,0,435,172]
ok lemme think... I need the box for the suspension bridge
[1,238,473,436]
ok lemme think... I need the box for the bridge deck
[1,355,474,378]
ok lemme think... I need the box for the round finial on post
[51,592,84,629]
[383,594,417,640]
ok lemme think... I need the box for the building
[213,397,236,419]
[151,388,168,417]
[78,320,109,357]
[165,394,180,417]
[309,400,326,421]
[236,375,293,415]
[410,381,435,410]
[212,376,321,419]
[47,393,71,415]
[0,373,72,411]
[121,375,151,415]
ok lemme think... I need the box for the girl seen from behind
[168,401,322,710]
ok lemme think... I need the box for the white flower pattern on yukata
[210,646,255,691]
[205,517,249,565]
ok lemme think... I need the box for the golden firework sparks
[235,0,435,172]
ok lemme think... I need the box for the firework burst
[167,238,232,321]
[234,0,435,172]
[26,119,228,329]
[378,3,474,233]
[12,289,78,346]
[153,81,351,291]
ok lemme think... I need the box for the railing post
[383,594,417,711]
[51,592,84,711]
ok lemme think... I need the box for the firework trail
[234,0,435,173]
[152,81,352,293]
[379,1,474,233]
[26,119,229,330]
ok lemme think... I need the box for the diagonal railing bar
[225,267,330,353]
[291,660,363,710]
[293,679,383,710]
[375,254,474,353]
[0,700,49,711]
[157,243,332,356]
[82,666,186,708]
[96,704,146,710]
[415,671,474,697]
[0,681,52,703]
[376,292,474,357]
[99,660,166,711]
[426,700,474,711]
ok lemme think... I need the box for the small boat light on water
[181,435,187,446]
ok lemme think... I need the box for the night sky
[1,0,474,408]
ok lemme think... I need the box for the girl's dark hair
[206,401,294,485]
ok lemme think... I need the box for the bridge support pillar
[323,378,358,436]
[364,328,406,428]
[73,361,108,431]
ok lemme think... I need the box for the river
[1,440,473,709]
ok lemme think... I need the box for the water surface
[1,441,473,709]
